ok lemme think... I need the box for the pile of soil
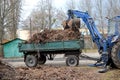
[26,19,81,43]
[27,29,80,43]
[0,60,116,80]
[15,65,102,80]
[0,60,16,80]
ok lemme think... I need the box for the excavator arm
[67,10,107,53]
[67,10,109,73]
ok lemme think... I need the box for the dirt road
[2,53,99,67]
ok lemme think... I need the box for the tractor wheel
[66,55,79,66]
[25,55,38,67]
[111,41,120,68]
[38,55,46,65]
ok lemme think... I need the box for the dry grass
[102,69,120,80]
[83,49,98,53]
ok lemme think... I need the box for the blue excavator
[67,10,120,73]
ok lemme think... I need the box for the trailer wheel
[66,55,79,66]
[25,55,38,67]
[38,55,46,65]
[111,41,120,68]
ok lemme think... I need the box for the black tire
[38,55,46,65]
[25,55,38,67]
[111,41,120,68]
[66,55,79,66]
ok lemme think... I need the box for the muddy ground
[0,60,120,80]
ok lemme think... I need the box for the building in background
[17,30,30,40]
[2,38,24,58]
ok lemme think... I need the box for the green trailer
[18,39,84,67]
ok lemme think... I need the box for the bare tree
[55,9,66,21]
[22,0,48,32]
[9,0,22,39]
[65,0,76,10]
[22,0,57,32]
[94,0,120,35]
[54,9,67,29]
[77,0,96,49]
[36,0,48,30]
[46,0,53,29]
[105,0,120,18]
[94,0,106,35]
[0,0,22,43]
[30,10,47,31]
[77,0,93,15]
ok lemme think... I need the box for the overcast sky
[21,0,39,20]
[21,0,66,20]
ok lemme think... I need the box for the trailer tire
[66,55,79,66]
[38,55,46,65]
[25,55,38,67]
[111,41,120,68]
